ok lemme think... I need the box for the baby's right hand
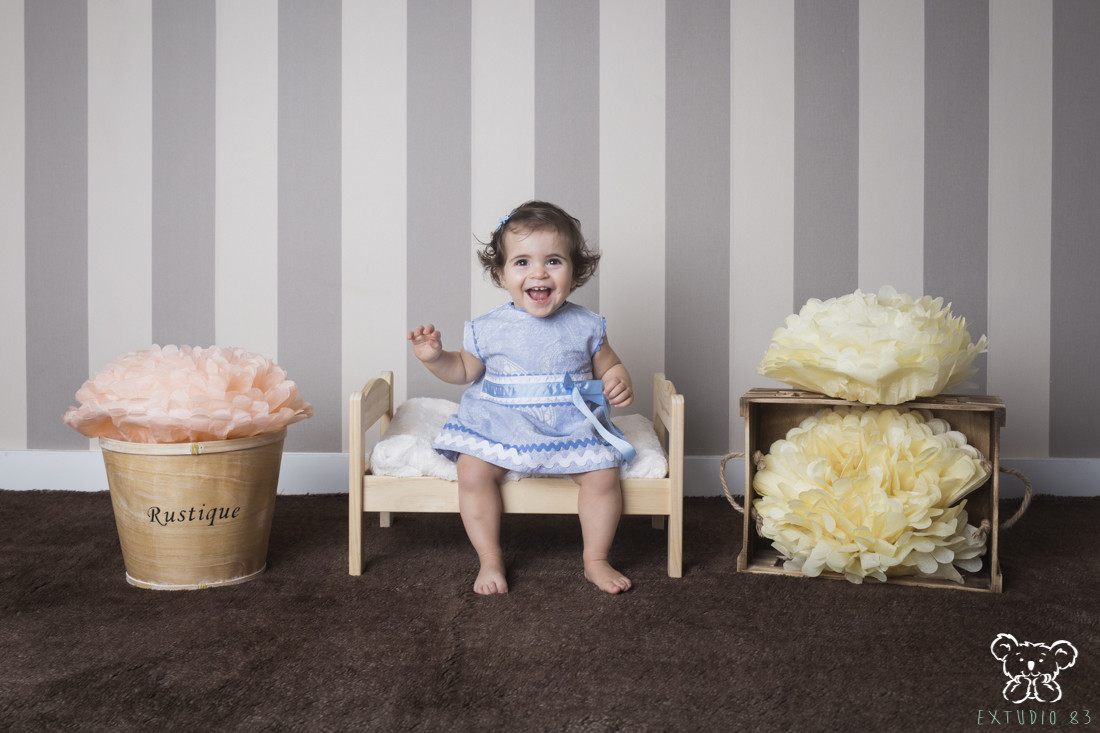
[408,324,443,363]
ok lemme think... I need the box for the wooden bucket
[99,430,286,590]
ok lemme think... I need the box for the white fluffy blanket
[369,398,669,481]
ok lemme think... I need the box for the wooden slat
[363,476,672,516]
[739,552,1002,593]
[741,387,1006,426]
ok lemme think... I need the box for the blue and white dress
[434,302,627,474]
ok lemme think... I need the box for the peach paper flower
[758,286,988,404]
[752,406,990,584]
[63,345,312,443]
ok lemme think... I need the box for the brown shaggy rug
[1,490,1097,731]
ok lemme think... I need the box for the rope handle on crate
[719,452,747,514]
[719,452,765,536]
[718,452,1034,532]
[997,466,1033,530]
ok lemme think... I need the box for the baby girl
[408,201,635,595]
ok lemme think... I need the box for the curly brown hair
[477,201,600,289]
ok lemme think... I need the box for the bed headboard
[652,373,685,472]
[354,370,394,437]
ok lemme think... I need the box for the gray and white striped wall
[2,0,1097,496]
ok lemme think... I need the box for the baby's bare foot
[584,559,632,595]
[473,555,508,595]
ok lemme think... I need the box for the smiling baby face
[498,227,575,318]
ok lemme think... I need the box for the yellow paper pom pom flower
[757,286,988,404]
[752,407,991,584]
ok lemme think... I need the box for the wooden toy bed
[349,371,685,578]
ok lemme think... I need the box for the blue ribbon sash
[564,376,637,466]
[479,373,637,465]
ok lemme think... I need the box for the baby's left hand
[603,377,633,408]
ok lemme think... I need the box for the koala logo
[990,633,1078,703]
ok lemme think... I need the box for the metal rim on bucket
[125,565,267,591]
[99,429,286,456]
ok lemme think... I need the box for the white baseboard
[1,450,1095,497]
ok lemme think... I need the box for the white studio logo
[990,633,1079,704]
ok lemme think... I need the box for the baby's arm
[408,324,485,385]
[592,337,633,408]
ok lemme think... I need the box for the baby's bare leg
[574,468,631,594]
[456,454,509,595]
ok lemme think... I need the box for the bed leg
[349,484,364,576]
[380,511,392,528]
[349,390,365,576]
[668,510,683,578]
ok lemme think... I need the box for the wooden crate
[738,389,1006,592]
